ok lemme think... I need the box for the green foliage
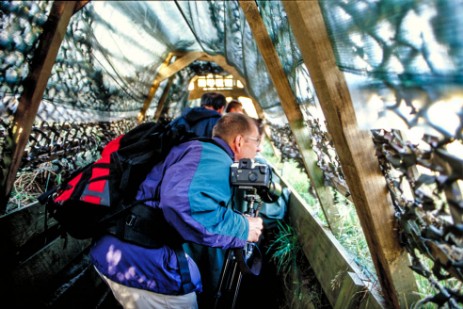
[262,138,378,287]
[267,220,301,276]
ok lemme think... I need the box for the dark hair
[213,113,257,142]
[225,100,243,113]
[200,92,226,110]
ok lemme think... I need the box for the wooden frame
[237,1,345,239]
[282,1,419,307]
[0,1,85,213]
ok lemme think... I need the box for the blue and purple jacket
[90,137,249,295]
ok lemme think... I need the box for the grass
[261,138,379,289]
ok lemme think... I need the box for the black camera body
[230,158,271,188]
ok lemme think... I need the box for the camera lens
[248,172,258,182]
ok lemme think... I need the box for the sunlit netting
[1,2,462,304]
[0,1,51,97]
[299,82,463,307]
[373,130,462,308]
[6,118,137,213]
[43,4,154,114]
[163,69,197,120]
[268,123,304,172]
[0,1,52,199]
[320,0,463,140]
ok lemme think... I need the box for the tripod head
[236,186,262,218]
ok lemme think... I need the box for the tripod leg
[214,250,235,309]
[213,249,246,309]
[231,272,243,309]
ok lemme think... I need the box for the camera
[230,158,282,203]
[230,158,271,188]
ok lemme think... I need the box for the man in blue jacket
[90,112,263,309]
[170,92,226,138]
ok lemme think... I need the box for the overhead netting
[0,1,462,307]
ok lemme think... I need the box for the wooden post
[138,52,205,123]
[239,1,343,234]
[198,53,267,120]
[153,75,175,122]
[0,1,81,214]
[282,1,419,307]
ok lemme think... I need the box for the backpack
[39,120,199,293]
[38,120,196,241]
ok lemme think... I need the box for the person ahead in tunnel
[225,99,244,114]
[90,113,263,309]
[170,91,226,138]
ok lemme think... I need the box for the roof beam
[198,53,266,119]
[238,2,343,236]
[74,1,90,13]
[138,51,205,123]
[153,75,175,122]
[188,88,249,101]
[0,1,80,213]
[283,1,419,307]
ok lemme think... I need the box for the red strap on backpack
[54,135,124,206]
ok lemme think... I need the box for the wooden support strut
[282,1,419,308]
[238,1,344,236]
[0,1,82,214]
[138,51,205,123]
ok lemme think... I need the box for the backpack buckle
[126,214,136,226]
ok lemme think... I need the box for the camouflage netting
[0,1,462,307]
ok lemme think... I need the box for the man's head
[213,113,261,161]
[201,92,226,114]
[225,100,244,114]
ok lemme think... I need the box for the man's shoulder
[198,138,233,158]
[185,107,220,123]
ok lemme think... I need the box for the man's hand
[246,216,263,242]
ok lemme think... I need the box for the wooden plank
[188,88,249,101]
[138,52,205,123]
[0,1,78,213]
[282,2,419,308]
[334,272,380,309]
[238,1,344,235]
[0,202,52,251]
[156,51,205,83]
[287,185,385,308]
[3,235,91,306]
[153,76,175,122]
[199,53,266,119]
[74,1,90,13]
[138,53,174,123]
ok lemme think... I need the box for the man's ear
[232,134,243,154]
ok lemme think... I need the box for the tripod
[213,188,263,309]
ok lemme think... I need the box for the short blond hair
[212,113,257,143]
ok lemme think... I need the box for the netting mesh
[0,1,462,307]
[319,0,463,139]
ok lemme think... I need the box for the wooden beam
[283,1,419,308]
[287,179,385,308]
[153,75,175,122]
[138,53,174,123]
[0,1,79,213]
[200,53,270,120]
[173,51,266,120]
[138,52,205,123]
[188,88,249,101]
[74,1,90,13]
[238,1,343,235]
[157,51,205,83]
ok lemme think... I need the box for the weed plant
[261,139,378,291]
